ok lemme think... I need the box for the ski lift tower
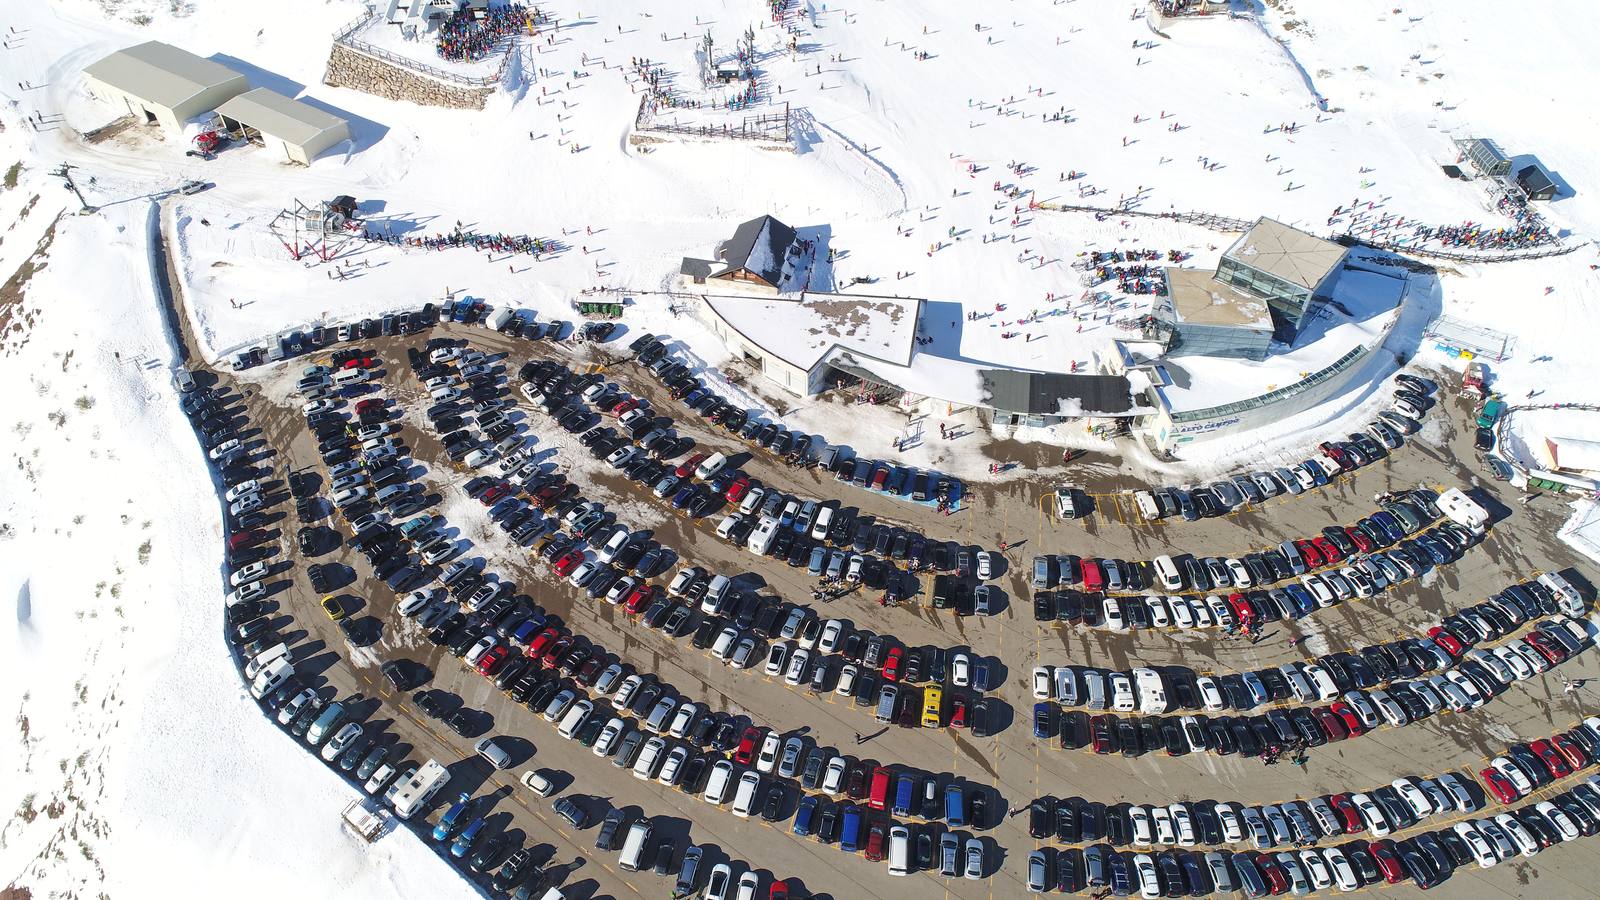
[268,197,359,262]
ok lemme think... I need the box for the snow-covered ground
[3,0,1600,896]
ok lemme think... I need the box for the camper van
[390,760,452,819]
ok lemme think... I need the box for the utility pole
[51,163,95,214]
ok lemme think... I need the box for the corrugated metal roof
[978,369,1136,417]
[83,41,245,111]
[215,88,350,148]
[1224,217,1347,290]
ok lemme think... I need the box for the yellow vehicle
[921,685,944,728]
[321,595,346,621]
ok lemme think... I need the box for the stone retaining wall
[323,44,495,111]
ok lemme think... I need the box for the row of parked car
[1031,616,1592,760]
[627,333,963,507]
[1480,716,1600,804]
[1023,769,1600,895]
[1122,374,1436,529]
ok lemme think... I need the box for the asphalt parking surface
[188,299,1600,899]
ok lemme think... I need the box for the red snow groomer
[186,130,224,159]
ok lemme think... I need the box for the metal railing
[331,13,509,88]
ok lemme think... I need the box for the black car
[467,833,509,873]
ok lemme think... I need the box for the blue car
[1283,584,1317,617]
[450,817,485,858]
[792,795,819,837]
[1371,511,1407,543]
[671,483,698,510]
[1032,702,1053,739]
[511,618,541,645]
[432,793,470,841]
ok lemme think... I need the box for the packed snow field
[2,0,1600,897]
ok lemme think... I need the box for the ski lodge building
[83,41,248,138]
[1212,218,1348,341]
[680,215,800,294]
[214,88,352,165]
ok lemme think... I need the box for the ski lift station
[82,41,248,138]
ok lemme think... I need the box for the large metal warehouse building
[215,88,352,165]
[82,41,247,137]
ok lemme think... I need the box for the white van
[333,368,370,388]
[1134,668,1169,714]
[810,505,835,541]
[695,452,728,481]
[250,657,295,699]
[746,517,780,555]
[887,825,912,876]
[557,701,592,739]
[703,760,736,805]
[731,771,761,818]
[463,448,495,468]
[618,819,654,872]
[1152,556,1183,591]
[702,575,732,614]
[245,642,291,681]
[1132,491,1161,521]
[332,486,369,508]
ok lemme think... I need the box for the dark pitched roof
[978,370,1137,417]
[1516,165,1555,195]
[679,257,715,279]
[715,215,796,287]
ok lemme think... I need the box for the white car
[593,718,626,757]
[715,513,745,540]
[1032,666,1053,700]
[567,561,601,587]
[302,398,338,416]
[397,588,439,617]
[229,561,269,586]
[228,493,263,517]
[755,731,781,773]
[464,636,497,667]
[950,652,971,687]
[1102,596,1127,631]
[817,619,845,654]
[975,551,994,580]
[1195,676,1225,711]
[430,386,463,403]
[606,446,639,470]
[208,439,241,461]
[224,480,261,503]
[320,722,364,761]
[822,756,847,795]
[429,346,462,364]
[783,648,811,686]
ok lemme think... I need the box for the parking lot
[188,298,1600,899]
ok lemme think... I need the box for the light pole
[51,163,94,214]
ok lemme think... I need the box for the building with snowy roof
[695,291,919,396]
[1159,267,1276,361]
[214,88,352,164]
[977,370,1139,422]
[82,41,248,137]
[1215,217,1348,340]
[680,215,799,294]
[1542,437,1600,476]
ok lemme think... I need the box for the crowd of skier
[361,227,556,256]
[435,3,544,63]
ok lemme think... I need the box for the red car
[525,627,559,660]
[1553,733,1590,770]
[1427,626,1466,660]
[1091,714,1116,754]
[476,645,509,675]
[1327,793,1362,833]
[228,528,269,551]
[1294,539,1323,569]
[870,467,890,491]
[540,635,573,670]
[1313,707,1348,741]
[1225,593,1254,625]
[1480,767,1520,804]
[624,584,657,615]
[1530,739,1574,779]
[881,646,905,682]
[1328,702,1367,737]
[675,453,708,479]
[867,766,892,811]
[1254,854,1288,894]
[611,398,639,416]
[769,881,789,900]
[1080,559,1105,593]
[733,727,762,765]
[1525,632,1568,665]
[1368,839,1404,884]
[356,397,384,413]
[1310,536,1343,565]
[342,356,375,369]
[725,476,752,503]
[552,551,585,577]
[949,695,968,729]
[481,483,510,505]
[1345,526,1375,553]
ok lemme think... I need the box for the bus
[390,760,451,820]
